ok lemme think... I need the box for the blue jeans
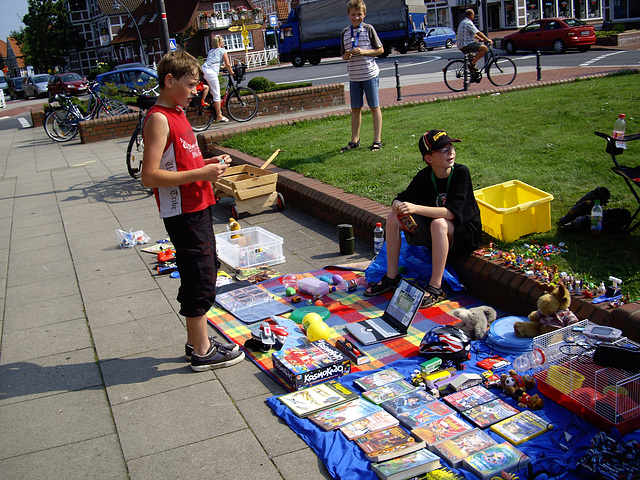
[349,76,380,109]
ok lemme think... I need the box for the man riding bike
[456,9,493,72]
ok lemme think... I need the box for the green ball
[398,265,407,274]
[285,287,296,296]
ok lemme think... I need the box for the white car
[22,74,51,99]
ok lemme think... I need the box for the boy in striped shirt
[340,0,384,152]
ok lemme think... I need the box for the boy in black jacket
[365,130,482,308]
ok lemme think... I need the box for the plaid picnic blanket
[206,267,482,390]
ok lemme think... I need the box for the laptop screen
[384,280,424,331]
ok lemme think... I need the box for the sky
[1,1,29,42]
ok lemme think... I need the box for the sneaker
[185,336,239,361]
[191,344,245,372]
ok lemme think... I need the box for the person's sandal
[364,274,402,297]
[370,141,382,152]
[420,284,447,308]
[340,140,360,153]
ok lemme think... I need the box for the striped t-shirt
[340,23,382,82]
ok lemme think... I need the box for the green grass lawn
[223,72,640,298]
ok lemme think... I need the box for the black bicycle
[443,44,517,92]
[126,85,158,179]
[185,62,259,131]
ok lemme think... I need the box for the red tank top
[145,105,215,218]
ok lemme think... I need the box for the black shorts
[163,207,217,317]
[404,215,481,258]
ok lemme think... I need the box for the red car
[47,72,89,98]
[503,18,596,54]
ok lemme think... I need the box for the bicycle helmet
[418,326,471,365]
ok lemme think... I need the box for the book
[432,428,497,467]
[309,397,383,431]
[355,426,427,462]
[363,380,418,405]
[271,339,351,391]
[397,401,455,430]
[278,380,359,417]
[382,389,437,417]
[462,442,529,480]
[371,448,441,480]
[340,410,399,441]
[354,368,405,391]
[411,414,473,446]
[419,466,465,479]
[490,410,553,445]
[442,385,498,413]
[462,398,520,428]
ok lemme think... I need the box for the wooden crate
[215,165,278,201]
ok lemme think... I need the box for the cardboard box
[474,180,553,242]
[272,339,351,391]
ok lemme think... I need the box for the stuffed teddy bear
[499,369,543,409]
[513,281,579,338]
[451,306,497,340]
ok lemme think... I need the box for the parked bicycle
[125,85,159,179]
[443,44,517,92]
[43,82,130,142]
[185,62,259,131]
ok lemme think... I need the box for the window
[223,32,252,51]
[214,2,231,15]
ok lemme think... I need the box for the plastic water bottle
[590,199,603,237]
[513,348,547,372]
[612,113,626,149]
[373,222,384,255]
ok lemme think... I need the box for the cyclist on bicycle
[202,35,234,123]
[456,9,493,72]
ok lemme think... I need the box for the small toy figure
[499,369,543,410]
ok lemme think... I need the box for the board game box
[462,442,529,480]
[277,380,359,417]
[442,385,498,413]
[411,414,474,446]
[490,410,553,445]
[432,428,496,467]
[461,398,520,428]
[271,339,351,391]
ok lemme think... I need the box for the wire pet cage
[532,320,640,435]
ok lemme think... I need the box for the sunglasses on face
[432,144,455,154]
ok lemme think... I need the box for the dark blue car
[423,27,456,50]
[95,67,157,92]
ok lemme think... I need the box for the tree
[13,0,83,73]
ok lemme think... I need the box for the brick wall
[31,83,345,144]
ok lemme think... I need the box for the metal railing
[244,48,278,68]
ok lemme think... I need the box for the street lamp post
[112,0,148,66]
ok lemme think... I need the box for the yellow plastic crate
[474,180,554,242]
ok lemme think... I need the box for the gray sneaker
[185,336,239,361]
[191,344,245,372]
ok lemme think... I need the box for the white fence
[244,48,279,68]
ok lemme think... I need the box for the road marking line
[580,50,625,67]
[18,118,31,128]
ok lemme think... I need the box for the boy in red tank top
[142,50,244,371]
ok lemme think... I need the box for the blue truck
[277,0,428,67]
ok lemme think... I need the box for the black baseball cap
[419,130,461,156]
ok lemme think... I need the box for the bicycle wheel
[185,102,215,132]
[44,108,80,142]
[226,86,259,122]
[126,124,144,179]
[487,57,517,87]
[98,99,130,117]
[443,60,468,92]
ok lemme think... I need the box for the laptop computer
[346,279,425,346]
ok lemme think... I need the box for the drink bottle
[612,113,626,149]
[590,200,603,237]
[373,222,384,254]
[513,348,547,372]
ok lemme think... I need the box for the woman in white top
[202,35,234,123]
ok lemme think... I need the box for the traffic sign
[269,15,277,27]
[169,38,177,51]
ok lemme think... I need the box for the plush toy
[514,281,579,338]
[499,369,544,409]
[516,391,544,410]
[451,306,497,340]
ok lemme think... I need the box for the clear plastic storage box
[215,226,285,269]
